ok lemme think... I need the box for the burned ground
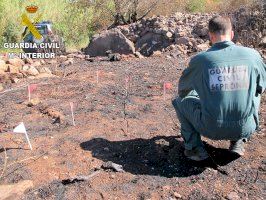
[0,56,265,199]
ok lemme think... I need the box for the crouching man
[172,16,266,161]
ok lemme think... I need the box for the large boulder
[6,58,24,68]
[0,60,7,72]
[85,29,135,57]
[136,32,171,56]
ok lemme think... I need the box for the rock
[0,83,4,91]
[59,55,68,62]
[134,51,144,59]
[31,61,41,67]
[0,72,10,84]
[26,66,39,76]
[175,37,190,45]
[60,59,74,66]
[39,106,65,124]
[74,54,85,59]
[67,53,75,58]
[101,161,124,172]
[85,29,135,57]
[0,180,34,200]
[162,185,171,191]
[193,22,209,37]
[176,45,186,54]
[136,32,171,56]
[27,98,41,107]
[6,58,24,67]
[176,31,186,37]
[174,192,182,199]
[39,67,52,74]
[24,58,33,64]
[227,192,240,200]
[22,65,30,71]
[165,31,173,38]
[152,50,162,56]
[34,73,57,79]
[259,36,266,48]
[108,53,121,61]
[7,64,20,73]
[196,42,210,51]
[46,59,57,64]
[169,44,175,50]
[0,60,7,72]
[10,76,20,83]
[40,59,46,65]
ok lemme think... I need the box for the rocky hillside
[85,5,265,58]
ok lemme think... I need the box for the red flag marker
[28,84,37,102]
[164,82,172,90]
[163,82,172,101]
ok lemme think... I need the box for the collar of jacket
[210,41,235,50]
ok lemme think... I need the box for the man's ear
[231,31,234,40]
[209,32,213,41]
[209,32,215,44]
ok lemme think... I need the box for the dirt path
[0,57,265,200]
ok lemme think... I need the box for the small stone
[162,185,171,191]
[152,50,162,56]
[197,43,209,51]
[110,174,115,179]
[169,44,175,50]
[227,192,240,200]
[59,55,68,62]
[39,67,52,74]
[259,36,266,47]
[0,84,4,92]
[22,65,30,71]
[24,58,33,64]
[40,59,46,65]
[101,161,124,172]
[27,98,41,107]
[67,53,75,58]
[31,61,41,67]
[35,73,57,79]
[46,59,57,64]
[10,77,20,83]
[61,59,74,66]
[74,54,85,59]
[134,51,144,59]
[6,58,24,67]
[7,64,20,73]
[166,31,173,38]
[175,37,189,45]
[174,192,182,199]
[27,66,39,76]
[0,60,7,71]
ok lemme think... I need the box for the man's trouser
[172,91,205,150]
[172,91,258,150]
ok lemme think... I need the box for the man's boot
[184,146,209,161]
[229,138,247,156]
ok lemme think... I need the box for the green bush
[186,0,207,13]
[0,0,95,50]
[0,0,257,51]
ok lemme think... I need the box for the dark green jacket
[178,41,266,138]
